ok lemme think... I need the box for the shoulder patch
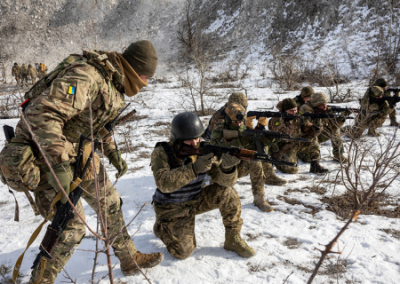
[275,120,280,126]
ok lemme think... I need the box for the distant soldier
[204,92,286,186]
[11,62,21,86]
[299,92,348,163]
[294,86,314,110]
[27,64,37,85]
[346,84,392,137]
[1,63,5,84]
[20,63,28,86]
[35,62,39,72]
[269,98,328,174]
[38,62,48,78]
[374,78,400,127]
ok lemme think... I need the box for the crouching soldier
[346,85,392,138]
[269,98,327,174]
[294,86,314,110]
[299,92,347,163]
[151,112,255,259]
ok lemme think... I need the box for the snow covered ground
[0,73,399,284]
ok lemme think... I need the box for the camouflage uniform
[151,142,244,259]
[11,63,21,86]
[210,122,270,210]
[299,101,346,161]
[269,113,320,174]
[27,64,37,85]
[20,63,28,86]
[293,86,314,110]
[348,86,393,138]
[11,46,158,283]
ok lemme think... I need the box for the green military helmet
[225,103,246,122]
[281,98,297,112]
[374,78,388,88]
[300,86,314,98]
[310,92,328,107]
[369,86,384,98]
[14,62,18,65]
[171,112,204,141]
[228,92,248,108]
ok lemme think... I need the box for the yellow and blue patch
[68,86,76,95]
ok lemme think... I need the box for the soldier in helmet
[269,98,326,174]
[299,92,348,163]
[294,86,314,110]
[11,62,21,86]
[346,84,393,137]
[151,112,255,259]
[374,77,399,127]
[205,92,286,186]
[210,102,277,212]
[8,40,162,283]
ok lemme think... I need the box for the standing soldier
[11,62,21,86]
[294,86,314,110]
[210,102,276,212]
[204,92,286,186]
[299,92,347,163]
[2,40,162,283]
[269,98,328,174]
[346,84,392,137]
[20,63,28,87]
[151,112,255,259]
[39,62,48,77]
[27,64,37,85]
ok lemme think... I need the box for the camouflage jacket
[360,87,392,115]
[299,102,346,133]
[294,95,305,110]
[12,65,20,77]
[27,66,37,78]
[151,141,239,193]
[14,51,127,166]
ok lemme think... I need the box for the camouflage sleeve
[24,66,98,165]
[208,108,225,133]
[210,126,244,148]
[151,146,198,193]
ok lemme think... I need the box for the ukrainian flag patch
[68,86,76,95]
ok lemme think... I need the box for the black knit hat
[122,40,158,77]
[282,98,297,112]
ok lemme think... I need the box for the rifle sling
[13,143,92,284]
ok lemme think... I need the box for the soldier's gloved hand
[48,162,72,204]
[220,153,241,171]
[193,153,214,174]
[108,150,128,179]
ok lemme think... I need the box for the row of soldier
[11,62,48,87]
[1,40,398,283]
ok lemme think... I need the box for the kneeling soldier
[151,112,255,259]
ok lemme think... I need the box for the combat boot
[263,163,287,185]
[253,192,273,212]
[367,128,380,137]
[120,251,164,276]
[224,232,256,258]
[310,160,328,175]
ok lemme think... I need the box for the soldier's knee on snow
[277,165,298,174]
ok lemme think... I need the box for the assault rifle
[369,96,400,108]
[301,111,354,119]
[247,110,301,120]
[326,106,362,113]
[179,143,297,167]
[386,87,400,93]
[242,128,310,154]
[32,135,99,271]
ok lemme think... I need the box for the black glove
[193,153,214,174]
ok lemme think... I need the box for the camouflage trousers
[30,158,136,284]
[345,110,392,138]
[14,76,20,86]
[274,139,320,174]
[153,183,243,259]
[236,160,265,195]
[318,126,344,159]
